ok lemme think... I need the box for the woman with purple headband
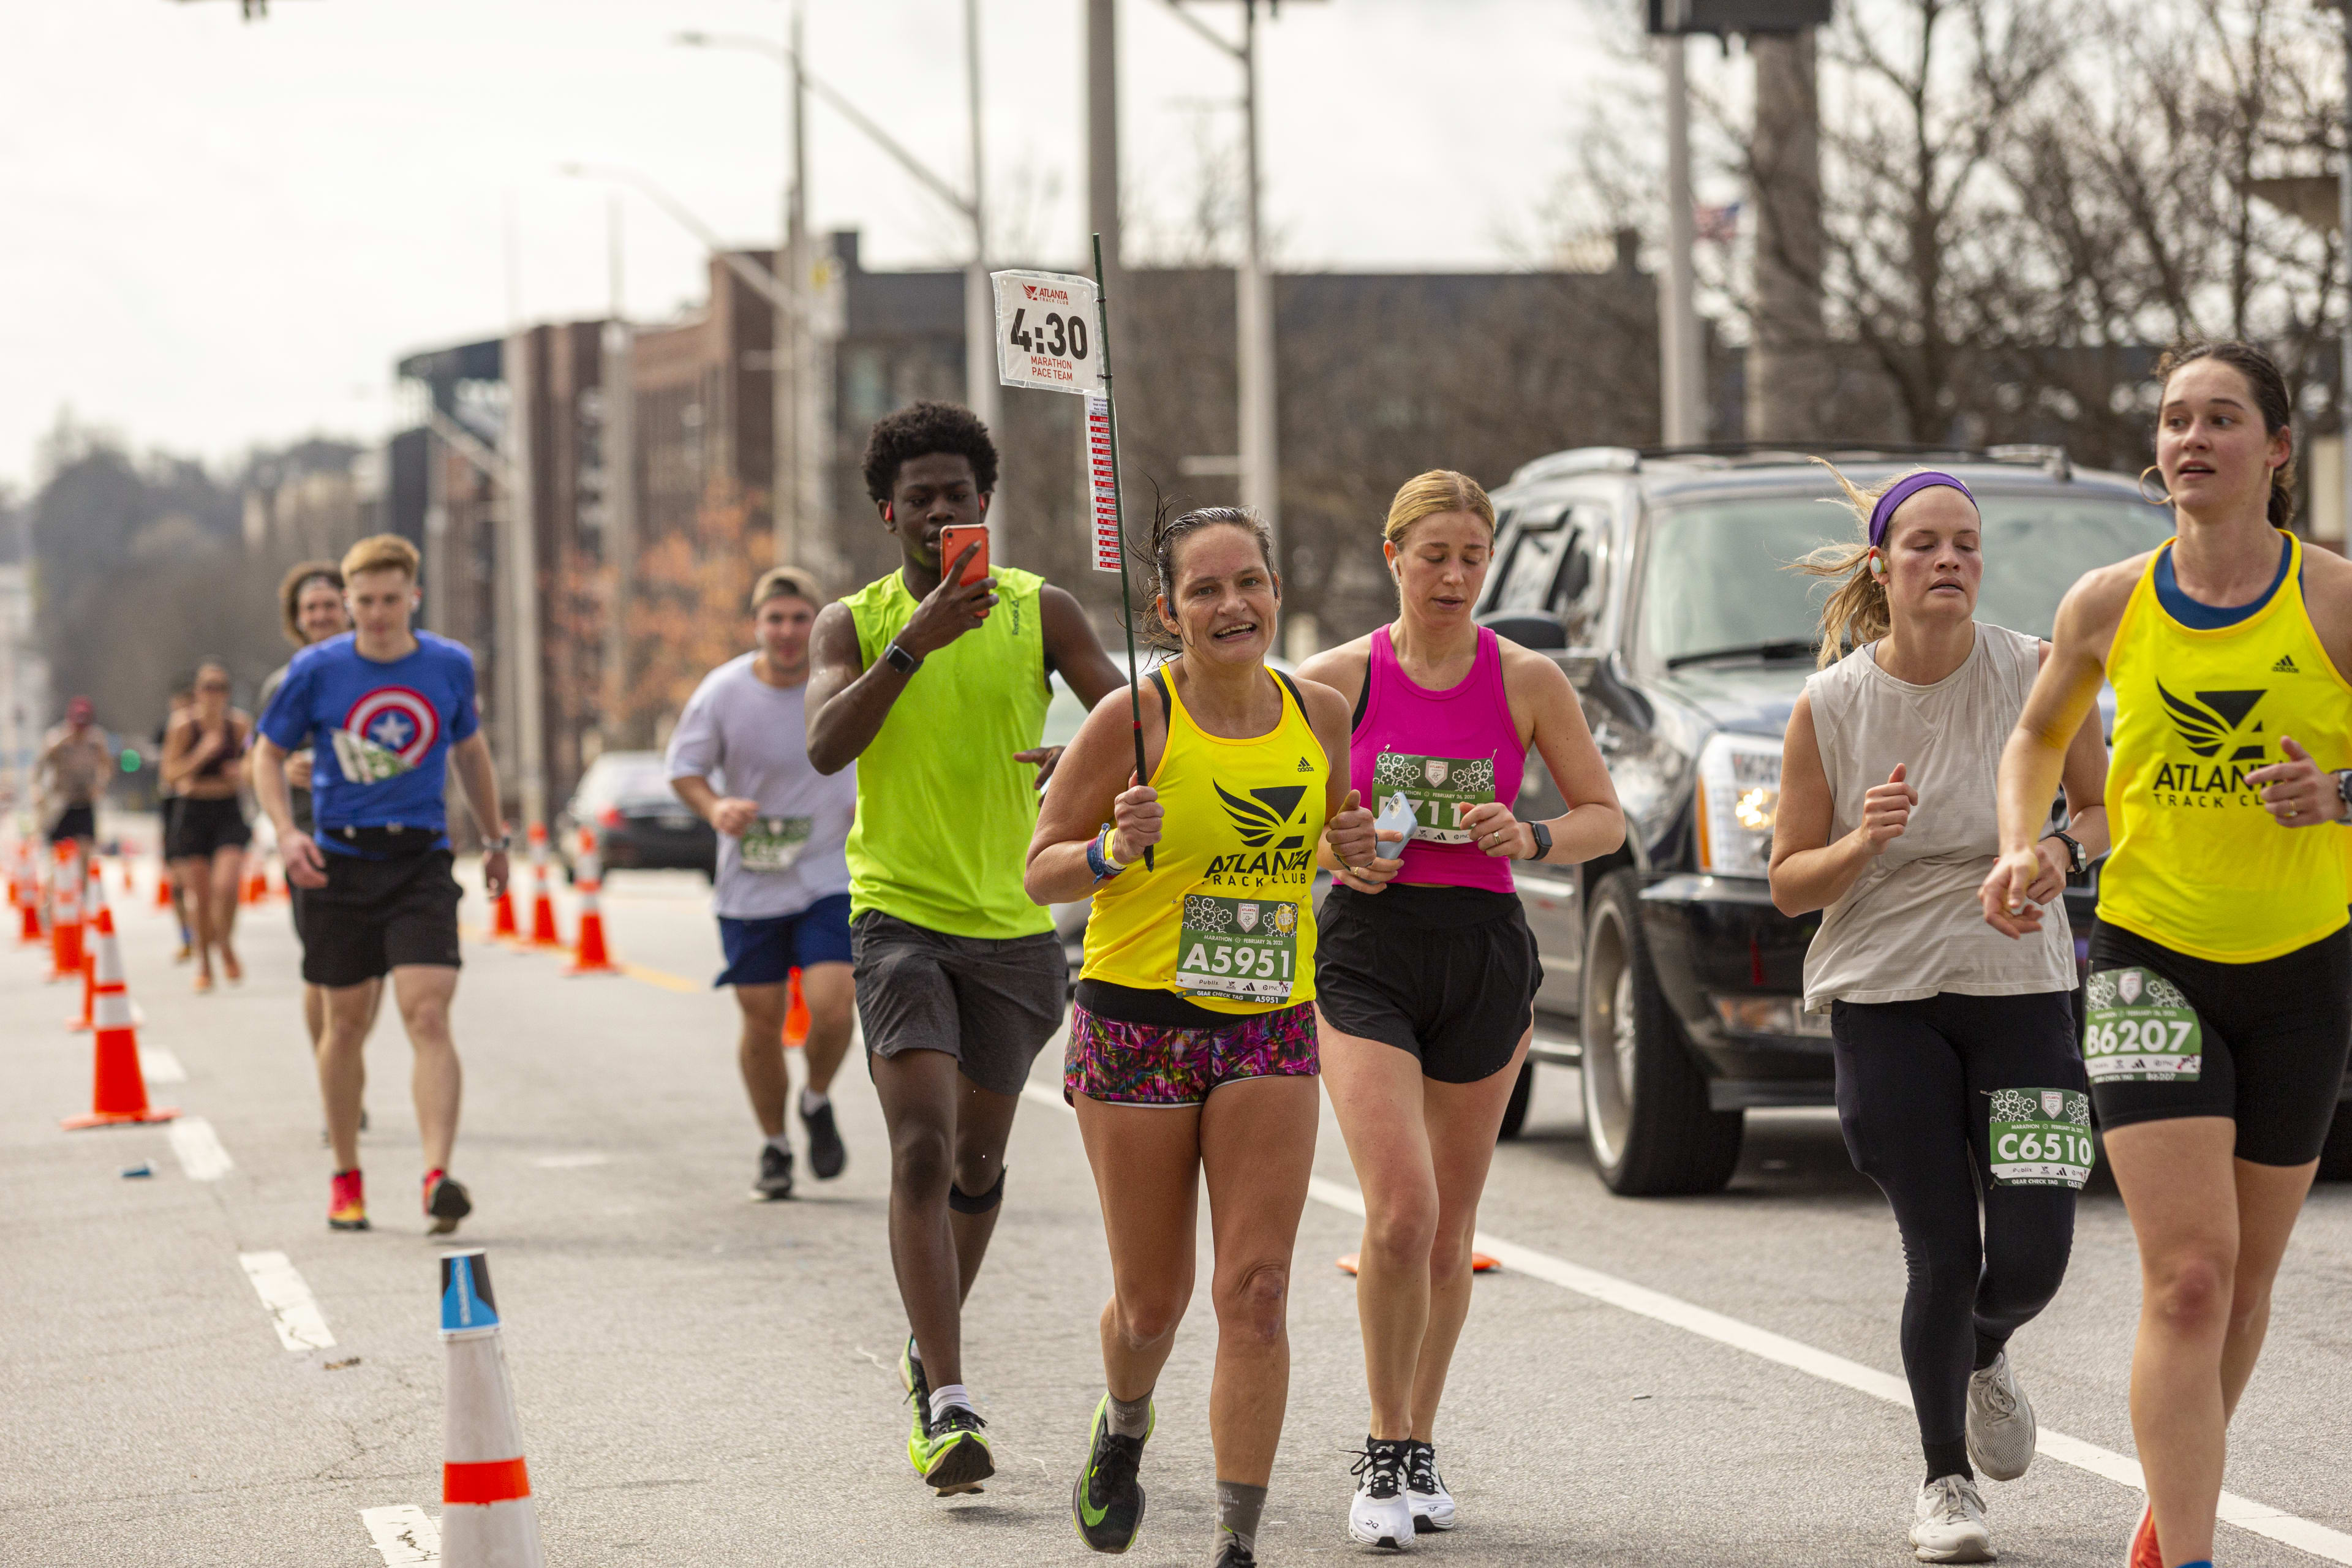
[1767,461,2111,1564]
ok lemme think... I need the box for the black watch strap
[2336,769,2352,816]
[883,641,921,676]
[1526,821,1553,862]
[2049,830,2086,875]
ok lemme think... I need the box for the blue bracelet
[1088,825,1127,881]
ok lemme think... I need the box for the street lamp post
[677,12,1001,543]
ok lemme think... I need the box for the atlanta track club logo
[331,687,439,783]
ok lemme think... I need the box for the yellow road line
[457,924,703,994]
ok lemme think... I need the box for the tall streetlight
[677,6,1001,539]
[1155,0,1302,553]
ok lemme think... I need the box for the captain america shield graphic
[342,687,439,767]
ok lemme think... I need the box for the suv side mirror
[1480,611,1568,650]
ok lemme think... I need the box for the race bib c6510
[1988,1088,2095,1188]
[2083,967,2203,1082]
[1174,891,1300,1003]
[740,816,813,873]
[1371,752,1496,845]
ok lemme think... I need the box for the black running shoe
[1071,1393,1150,1552]
[917,1404,993,1495]
[800,1098,846,1180]
[423,1170,471,1237]
[752,1142,794,1200]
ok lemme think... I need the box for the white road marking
[359,1504,440,1564]
[1020,1084,2352,1565]
[137,1045,186,1084]
[236,1251,336,1352]
[533,1152,610,1169]
[167,1117,233,1180]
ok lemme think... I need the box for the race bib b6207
[2083,967,2202,1082]
[1988,1088,2095,1188]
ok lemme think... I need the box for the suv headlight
[1695,731,1782,878]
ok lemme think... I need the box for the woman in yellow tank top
[1026,507,1372,1566]
[1985,342,2352,1568]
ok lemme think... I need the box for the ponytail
[1788,457,1901,668]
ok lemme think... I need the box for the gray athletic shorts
[851,910,1069,1098]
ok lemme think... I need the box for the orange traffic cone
[439,1251,546,1567]
[48,844,84,982]
[4,840,20,914]
[69,861,104,1031]
[524,825,562,949]
[244,862,268,904]
[62,904,179,1129]
[564,831,616,977]
[18,843,45,946]
[154,859,175,910]
[783,967,810,1048]
[489,880,518,941]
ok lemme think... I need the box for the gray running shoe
[752,1142,794,1200]
[1965,1351,2037,1482]
[1909,1475,1992,1563]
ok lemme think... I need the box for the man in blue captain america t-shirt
[253,533,511,1238]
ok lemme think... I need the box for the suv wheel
[1578,869,1744,1195]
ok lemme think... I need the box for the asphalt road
[6,855,2352,1568]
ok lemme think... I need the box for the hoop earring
[2138,466,2173,508]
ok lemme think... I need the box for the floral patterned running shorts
[1065,999,1319,1106]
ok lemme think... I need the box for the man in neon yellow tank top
[1985,342,2352,1568]
[806,400,1126,1496]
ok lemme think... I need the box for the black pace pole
[1090,232,1153,872]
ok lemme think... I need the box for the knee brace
[948,1167,1006,1215]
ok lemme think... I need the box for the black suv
[1475,445,2204,1194]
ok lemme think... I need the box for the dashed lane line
[167,1116,233,1180]
[137,1044,186,1083]
[236,1251,336,1352]
[359,1504,440,1564]
[1019,1085,2352,1566]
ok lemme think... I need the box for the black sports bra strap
[1148,667,1170,717]
[1271,668,1307,715]
[1348,664,1370,733]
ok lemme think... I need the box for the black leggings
[1830,990,2085,1482]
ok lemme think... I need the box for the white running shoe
[1347,1438,1415,1550]
[1404,1441,1455,1533]
[1966,1352,2037,1482]
[1909,1475,1994,1564]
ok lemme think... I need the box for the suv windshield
[1637,489,2174,666]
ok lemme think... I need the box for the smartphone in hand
[938,524,991,616]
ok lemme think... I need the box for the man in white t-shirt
[668,566,860,1200]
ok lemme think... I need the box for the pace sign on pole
[990,243,1153,869]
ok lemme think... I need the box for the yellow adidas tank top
[1082,664,1328,1016]
[2099,532,2352,962]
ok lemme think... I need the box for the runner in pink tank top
[1352,624,1526,894]
[1297,470,1626,1545]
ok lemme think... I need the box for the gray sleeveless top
[1801,624,2075,1011]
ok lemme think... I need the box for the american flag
[1695,202,1742,243]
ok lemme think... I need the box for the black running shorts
[298,847,464,987]
[1314,882,1542,1084]
[166,796,251,860]
[2085,919,2352,1167]
[47,803,96,844]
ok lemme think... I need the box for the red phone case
[940,527,990,587]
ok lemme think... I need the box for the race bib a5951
[1174,892,1299,1003]
[1988,1088,2095,1188]
[2083,967,2202,1082]
[1371,752,1495,845]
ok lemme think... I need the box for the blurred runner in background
[156,684,195,960]
[161,660,251,992]
[37,695,113,868]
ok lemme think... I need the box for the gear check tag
[1371,752,1495,845]
[739,816,813,873]
[1988,1088,2095,1188]
[1174,891,1300,1003]
[2082,967,2203,1082]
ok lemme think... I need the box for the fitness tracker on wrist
[2335,769,2352,820]
[482,834,511,853]
[883,641,922,676]
[1525,821,1552,862]
[2047,831,2087,876]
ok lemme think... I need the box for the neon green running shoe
[900,1336,933,1475]
[1071,1393,1152,1553]
[911,1404,993,1495]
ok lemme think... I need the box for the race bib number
[740,816,813,872]
[2083,967,2203,1082]
[1174,892,1300,1003]
[1371,752,1496,845]
[1988,1088,2095,1188]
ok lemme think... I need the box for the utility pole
[2339,2,2351,543]
[502,330,547,841]
[1659,32,1706,447]
[601,199,638,746]
[965,0,1001,516]
[779,2,811,571]
[1087,0,1122,329]
[1746,28,1827,441]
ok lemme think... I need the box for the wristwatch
[2047,830,2086,876]
[482,834,511,853]
[1525,821,1553,862]
[2335,769,2352,820]
[883,640,922,676]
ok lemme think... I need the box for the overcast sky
[0,0,1643,491]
